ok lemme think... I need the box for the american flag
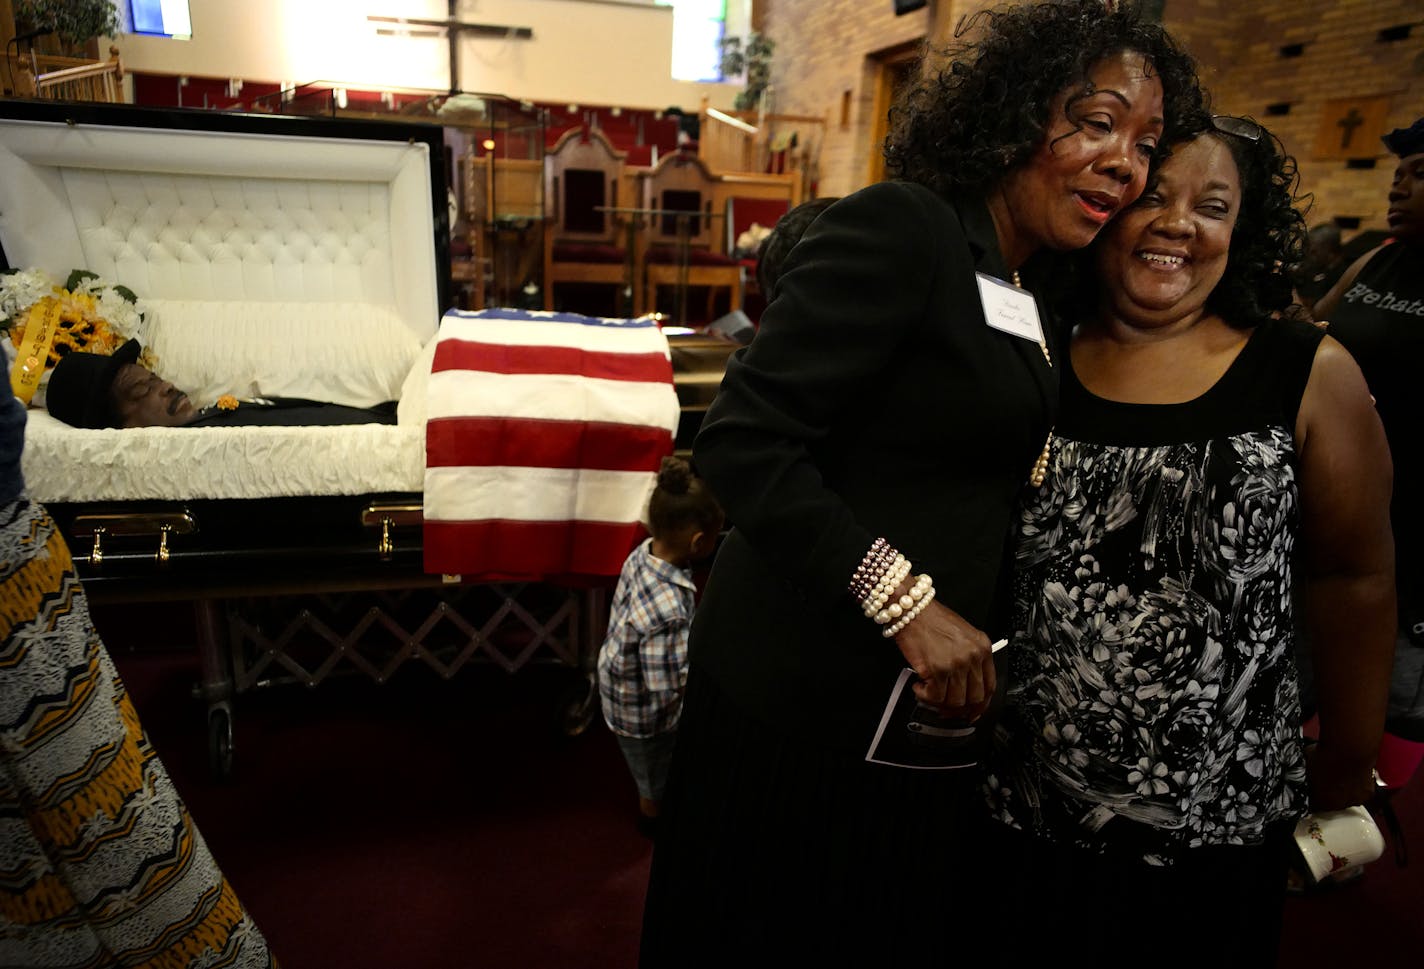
[423,308,680,580]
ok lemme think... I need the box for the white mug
[1292,805,1386,882]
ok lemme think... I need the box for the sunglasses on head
[1211,115,1265,142]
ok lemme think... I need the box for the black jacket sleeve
[692,181,956,602]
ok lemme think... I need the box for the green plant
[719,32,775,112]
[16,0,122,49]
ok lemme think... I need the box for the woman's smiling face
[1093,133,1242,326]
[992,49,1166,262]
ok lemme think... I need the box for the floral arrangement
[0,268,149,405]
[733,222,773,259]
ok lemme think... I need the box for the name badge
[975,272,1044,344]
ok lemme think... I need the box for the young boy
[598,455,723,833]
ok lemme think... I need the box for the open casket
[0,101,653,776]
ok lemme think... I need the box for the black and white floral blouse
[985,319,1324,866]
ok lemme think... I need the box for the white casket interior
[0,103,447,504]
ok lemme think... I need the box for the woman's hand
[1307,742,1380,812]
[892,598,996,720]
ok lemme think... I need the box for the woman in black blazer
[640,2,1206,964]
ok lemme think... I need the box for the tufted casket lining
[0,115,441,503]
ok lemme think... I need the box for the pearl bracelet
[863,556,911,617]
[862,552,906,602]
[873,573,932,625]
[883,585,935,638]
[848,538,896,600]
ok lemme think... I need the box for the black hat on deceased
[46,338,142,429]
[1382,117,1424,158]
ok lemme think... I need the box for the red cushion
[647,118,682,154]
[545,123,577,149]
[553,243,626,264]
[624,144,655,167]
[645,246,738,267]
[729,197,791,237]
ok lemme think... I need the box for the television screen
[129,0,193,39]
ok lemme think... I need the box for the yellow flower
[11,290,121,367]
[216,395,240,411]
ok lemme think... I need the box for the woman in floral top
[986,119,1395,963]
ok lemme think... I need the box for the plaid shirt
[597,539,697,738]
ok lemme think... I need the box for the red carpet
[97,601,1423,968]
[105,628,651,968]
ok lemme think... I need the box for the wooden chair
[639,151,743,326]
[542,126,637,315]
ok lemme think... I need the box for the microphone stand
[6,26,56,97]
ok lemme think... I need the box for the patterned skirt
[0,496,276,969]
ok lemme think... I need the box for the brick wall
[763,0,1421,242]
[1164,0,1423,239]
[759,0,930,197]
[760,0,1022,197]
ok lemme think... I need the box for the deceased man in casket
[47,339,398,430]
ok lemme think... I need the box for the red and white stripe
[423,308,679,579]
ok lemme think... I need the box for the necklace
[1012,271,1052,365]
[1012,269,1055,487]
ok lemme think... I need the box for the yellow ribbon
[9,299,64,404]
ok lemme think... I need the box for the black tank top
[1327,241,1424,599]
[990,318,1324,862]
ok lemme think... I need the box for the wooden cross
[369,1,533,94]
[1336,107,1365,149]
[1314,96,1389,161]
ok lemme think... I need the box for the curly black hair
[649,455,723,539]
[756,197,840,300]
[884,0,1206,197]
[1204,120,1310,327]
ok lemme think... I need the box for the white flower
[0,268,149,347]
[0,268,57,323]
[87,282,147,340]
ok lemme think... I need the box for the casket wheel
[208,707,234,781]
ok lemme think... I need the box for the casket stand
[1,101,608,778]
